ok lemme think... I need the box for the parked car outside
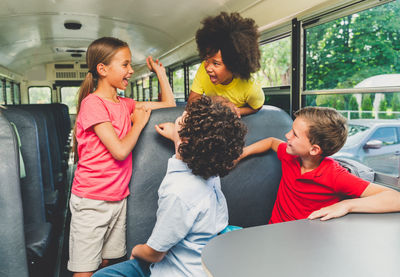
[333,119,400,176]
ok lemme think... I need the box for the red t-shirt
[269,143,369,224]
[72,94,136,201]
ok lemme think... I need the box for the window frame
[60,86,80,114]
[28,86,52,104]
[300,0,400,184]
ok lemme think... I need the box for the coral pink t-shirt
[269,143,369,224]
[72,94,136,201]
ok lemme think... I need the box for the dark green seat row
[0,103,71,277]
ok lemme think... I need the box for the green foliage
[61,87,79,114]
[378,97,388,119]
[392,93,400,111]
[306,1,400,91]
[361,94,373,118]
[173,69,185,101]
[315,94,345,110]
[305,95,317,106]
[349,95,360,119]
[255,38,291,87]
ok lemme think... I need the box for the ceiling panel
[0,0,259,74]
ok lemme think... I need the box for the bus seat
[221,106,292,226]
[38,104,70,164]
[7,106,59,221]
[127,106,183,251]
[53,103,72,152]
[20,105,64,187]
[126,105,293,251]
[24,223,53,262]
[2,108,54,267]
[2,108,47,223]
[0,112,29,277]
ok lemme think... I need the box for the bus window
[305,92,400,120]
[117,88,125,97]
[256,37,291,88]
[137,80,143,101]
[143,77,150,101]
[151,76,159,101]
[6,80,13,104]
[28,86,51,104]
[304,0,400,178]
[256,36,291,113]
[131,81,138,100]
[61,86,79,114]
[305,1,400,91]
[0,79,4,105]
[188,63,200,89]
[13,83,20,104]
[173,68,185,102]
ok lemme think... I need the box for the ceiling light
[64,21,82,30]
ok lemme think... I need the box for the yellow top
[191,62,265,109]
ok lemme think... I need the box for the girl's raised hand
[146,56,165,75]
[131,106,151,129]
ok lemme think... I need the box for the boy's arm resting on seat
[239,137,283,161]
[130,244,166,263]
[136,56,176,110]
[308,183,400,221]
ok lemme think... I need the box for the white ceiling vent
[56,71,77,79]
[46,62,87,81]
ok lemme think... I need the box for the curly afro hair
[196,12,260,80]
[178,96,247,179]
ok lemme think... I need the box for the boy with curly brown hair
[94,96,247,277]
[187,12,265,117]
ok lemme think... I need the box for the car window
[345,124,370,147]
[369,127,398,145]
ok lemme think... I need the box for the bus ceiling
[0,0,351,78]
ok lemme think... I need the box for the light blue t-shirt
[147,156,228,277]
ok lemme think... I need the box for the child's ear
[97,63,107,77]
[310,144,322,156]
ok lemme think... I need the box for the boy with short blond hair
[240,106,400,223]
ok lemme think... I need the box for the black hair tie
[88,69,96,75]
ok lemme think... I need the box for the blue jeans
[93,258,151,277]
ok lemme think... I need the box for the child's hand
[131,106,151,129]
[231,146,249,167]
[231,104,241,118]
[146,56,165,75]
[232,151,245,168]
[308,200,351,221]
[155,122,175,141]
[130,246,136,260]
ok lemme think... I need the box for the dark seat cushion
[126,105,293,250]
[2,107,47,225]
[24,223,53,261]
[0,112,29,276]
